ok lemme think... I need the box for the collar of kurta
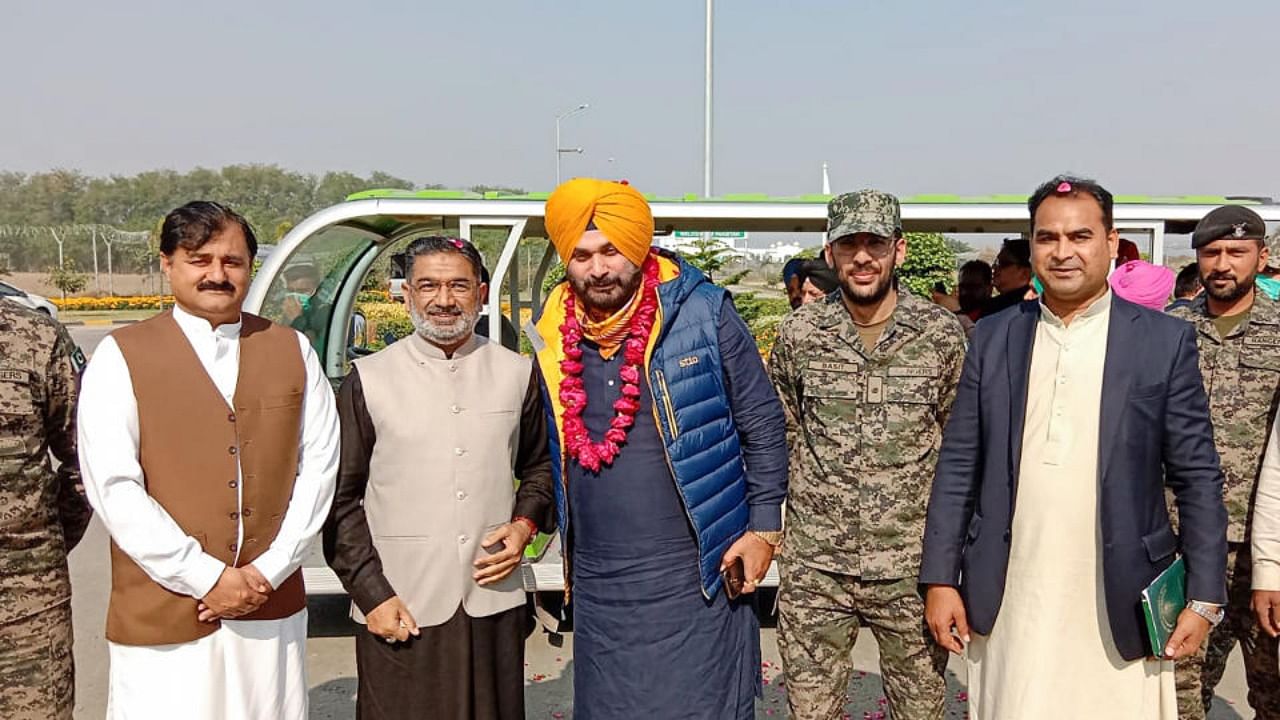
[405,331,482,363]
[1037,290,1112,328]
[172,302,243,340]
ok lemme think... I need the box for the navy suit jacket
[919,296,1228,661]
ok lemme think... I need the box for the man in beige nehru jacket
[323,236,554,720]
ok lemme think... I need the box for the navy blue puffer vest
[537,252,749,598]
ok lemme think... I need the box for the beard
[839,268,896,306]
[569,265,643,316]
[1202,270,1255,303]
[408,300,479,346]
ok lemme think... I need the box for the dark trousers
[355,603,526,720]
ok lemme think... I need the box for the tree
[273,220,295,242]
[945,237,975,257]
[47,259,88,298]
[469,185,526,195]
[367,171,416,190]
[898,232,958,296]
[313,171,369,207]
[0,165,538,276]
[682,236,733,281]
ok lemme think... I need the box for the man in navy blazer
[919,175,1228,717]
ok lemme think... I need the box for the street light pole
[555,103,590,186]
[703,0,714,198]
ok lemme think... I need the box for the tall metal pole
[703,0,714,198]
[92,226,101,293]
[555,104,589,187]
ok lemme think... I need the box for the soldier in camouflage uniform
[769,190,967,720]
[1169,205,1280,720]
[0,302,90,720]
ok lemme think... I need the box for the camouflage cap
[827,190,901,243]
[1267,229,1280,270]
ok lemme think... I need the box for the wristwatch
[749,530,784,547]
[1186,600,1225,627]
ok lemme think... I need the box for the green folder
[1141,556,1187,656]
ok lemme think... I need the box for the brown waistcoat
[107,310,306,646]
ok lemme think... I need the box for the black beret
[1192,205,1266,249]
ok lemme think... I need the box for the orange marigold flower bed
[51,295,175,311]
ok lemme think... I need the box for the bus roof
[346,188,1269,207]
[330,190,1280,238]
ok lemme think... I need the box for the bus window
[258,224,378,368]
[388,252,407,300]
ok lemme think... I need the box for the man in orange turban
[544,178,654,268]
[532,179,789,719]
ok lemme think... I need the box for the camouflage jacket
[1169,292,1280,543]
[769,290,967,579]
[0,303,89,625]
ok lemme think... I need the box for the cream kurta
[966,292,1176,719]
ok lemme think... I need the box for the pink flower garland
[558,257,660,472]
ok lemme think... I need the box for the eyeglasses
[830,236,897,259]
[411,280,477,296]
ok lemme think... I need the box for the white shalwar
[78,305,340,720]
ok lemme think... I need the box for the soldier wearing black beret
[1191,205,1267,249]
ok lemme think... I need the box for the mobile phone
[721,557,745,600]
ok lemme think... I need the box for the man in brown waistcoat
[77,201,340,720]
[323,236,554,720]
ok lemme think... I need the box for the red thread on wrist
[513,516,538,537]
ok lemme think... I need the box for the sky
[5,0,1280,201]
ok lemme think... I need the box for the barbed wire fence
[0,224,155,296]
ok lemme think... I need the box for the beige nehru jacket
[351,333,530,627]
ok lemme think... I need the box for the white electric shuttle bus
[245,189,1280,598]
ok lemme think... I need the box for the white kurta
[78,305,340,720]
[966,293,1176,719]
[1253,413,1280,591]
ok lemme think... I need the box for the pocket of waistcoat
[260,391,303,410]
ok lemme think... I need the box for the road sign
[672,231,747,239]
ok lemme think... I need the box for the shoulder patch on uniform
[69,347,87,374]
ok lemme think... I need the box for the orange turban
[545,178,654,268]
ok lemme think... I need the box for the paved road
[68,324,114,356]
[65,325,1257,719]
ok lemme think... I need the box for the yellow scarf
[575,283,642,359]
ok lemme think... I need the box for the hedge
[52,295,174,311]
